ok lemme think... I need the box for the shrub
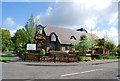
[103,56,117,59]
[78,56,92,61]
[68,51,82,55]
[40,49,46,55]
[1,53,13,57]
[91,54,102,59]
[78,56,86,61]
[86,57,92,61]
[50,51,67,54]
[117,56,120,59]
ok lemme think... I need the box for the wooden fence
[22,53,78,63]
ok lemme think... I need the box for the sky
[1,0,119,45]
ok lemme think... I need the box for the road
[1,61,119,80]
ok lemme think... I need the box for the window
[65,46,70,50]
[70,36,76,40]
[51,34,56,41]
[37,27,43,34]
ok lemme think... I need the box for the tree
[0,28,2,52]
[79,35,91,54]
[12,28,27,49]
[25,14,36,44]
[104,41,116,51]
[73,35,91,54]
[89,33,98,48]
[1,29,12,51]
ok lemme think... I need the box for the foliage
[117,49,120,55]
[25,14,36,44]
[12,29,27,49]
[72,44,79,50]
[0,57,12,61]
[78,35,91,54]
[73,35,91,54]
[1,53,13,57]
[40,49,46,55]
[104,41,116,50]
[68,51,82,55]
[49,51,67,54]
[1,29,13,51]
[91,54,102,59]
[78,56,92,61]
[117,56,120,59]
[0,28,2,52]
[11,14,37,53]
[0,53,13,61]
[102,55,117,59]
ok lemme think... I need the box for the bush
[102,55,117,59]
[50,51,67,54]
[68,51,82,55]
[91,54,102,59]
[78,56,92,61]
[86,57,92,61]
[40,49,46,55]
[1,53,13,57]
[117,56,120,59]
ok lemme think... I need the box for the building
[39,25,91,52]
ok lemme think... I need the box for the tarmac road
[1,61,119,80]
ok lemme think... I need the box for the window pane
[51,37,56,41]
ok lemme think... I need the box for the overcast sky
[2,0,119,45]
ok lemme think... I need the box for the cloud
[108,12,118,25]
[16,24,24,29]
[36,0,118,45]
[4,17,16,26]
[92,27,118,45]
[36,1,117,29]
[9,25,24,37]
[9,29,17,37]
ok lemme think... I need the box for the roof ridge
[46,25,77,32]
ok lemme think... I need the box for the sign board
[27,44,36,50]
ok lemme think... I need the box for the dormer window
[51,33,56,41]
[70,36,76,40]
[37,26,43,34]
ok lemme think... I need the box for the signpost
[34,25,46,50]
[27,44,36,50]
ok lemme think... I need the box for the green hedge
[91,54,102,59]
[50,51,67,54]
[68,51,82,55]
[102,56,117,59]
[0,57,12,61]
[1,53,13,57]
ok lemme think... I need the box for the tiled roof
[44,25,92,45]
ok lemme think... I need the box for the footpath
[78,59,118,66]
[20,59,119,66]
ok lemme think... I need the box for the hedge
[91,54,102,59]
[78,56,92,61]
[68,51,82,55]
[102,56,117,59]
[1,53,13,57]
